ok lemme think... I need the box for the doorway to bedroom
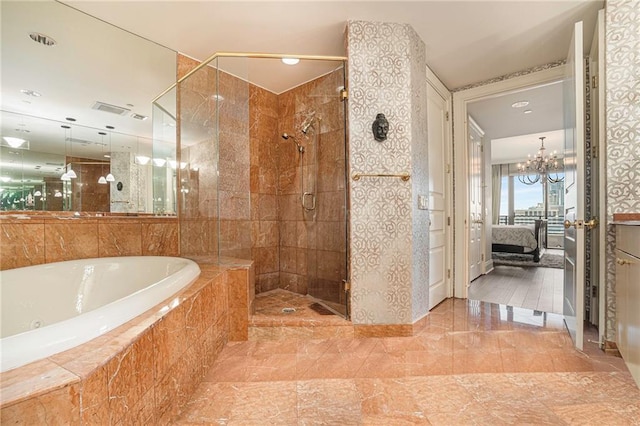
[466,81,565,315]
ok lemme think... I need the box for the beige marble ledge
[0,358,80,408]
[612,220,640,226]
[613,212,640,222]
[218,256,254,268]
[0,213,177,224]
[0,262,227,408]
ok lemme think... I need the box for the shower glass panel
[176,60,222,262]
[268,59,348,317]
[152,86,177,215]
[216,56,252,261]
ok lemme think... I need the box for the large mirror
[0,0,176,213]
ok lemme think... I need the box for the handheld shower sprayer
[282,133,305,153]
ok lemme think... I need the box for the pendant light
[65,120,77,179]
[60,124,72,180]
[105,126,115,182]
[98,132,107,185]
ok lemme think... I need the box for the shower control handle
[302,192,316,211]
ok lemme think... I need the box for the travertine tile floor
[175,298,640,425]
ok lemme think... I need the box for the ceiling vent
[66,137,95,145]
[131,113,148,121]
[92,101,130,116]
[29,32,56,46]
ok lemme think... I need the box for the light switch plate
[418,195,428,210]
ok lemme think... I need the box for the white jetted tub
[0,256,200,372]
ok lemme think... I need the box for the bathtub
[0,256,200,372]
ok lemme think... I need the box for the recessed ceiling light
[282,58,300,65]
[524,109,533,114]
[20,89,42,97]
[131,113,148,121]
[2,137,26,148]
[29,32,56,46]
[511,101,529,108]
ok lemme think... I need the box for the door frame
[452,66,566,298]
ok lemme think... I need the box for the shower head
[301,114,316,134]
[301,120,314,135]
[282,133,305,153]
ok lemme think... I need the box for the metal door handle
[616,258,634,266]
[585,218,599,230]
[564,220,584,229]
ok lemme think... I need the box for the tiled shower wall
[347,21,429,325]
[605,0,640,341]
[250,85,280,293]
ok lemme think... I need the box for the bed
[491,219,547,262]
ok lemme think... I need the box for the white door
[468,118,484,281]
[563,21,586,351]
[427,73,450,309]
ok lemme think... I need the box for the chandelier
[517,136,564,185]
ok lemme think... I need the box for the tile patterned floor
[470,265,564,314]
[175,298,640,425]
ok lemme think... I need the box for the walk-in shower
[161,53,349,318]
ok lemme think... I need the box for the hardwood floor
[469,265,564,314]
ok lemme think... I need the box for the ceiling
[64,0,603,91]
[467,80,565,164]
[1,0,603,184]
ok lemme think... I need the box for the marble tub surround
[176,298,639,425]
[0,214,179,270]
[0,261,253,425]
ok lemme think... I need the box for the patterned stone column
[347,21,429,325]
[605,0,640,341]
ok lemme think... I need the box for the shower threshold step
[249,289,353,341]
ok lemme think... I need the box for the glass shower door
[305,64,349,318]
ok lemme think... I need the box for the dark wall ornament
[116,182,123,191]
[372,113,389,142]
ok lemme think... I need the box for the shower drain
[282,307,296,314]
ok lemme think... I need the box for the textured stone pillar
[604,0,640,341]
[347,21,429,325]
